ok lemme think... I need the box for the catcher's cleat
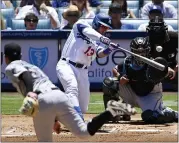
[122,115,131,121]
[107,100,136,117]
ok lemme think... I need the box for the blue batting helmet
[92,13,112,30]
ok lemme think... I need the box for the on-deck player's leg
[34,89,136,141]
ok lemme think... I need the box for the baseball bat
[112,44,165,71]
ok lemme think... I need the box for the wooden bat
[113,44,165,71]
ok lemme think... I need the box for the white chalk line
[2,128,174,137]
[1,128,118,137]
[127,129,162,133]
[89,100,177,106]
[1,133,36,137]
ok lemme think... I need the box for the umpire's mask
[146,16,170,45]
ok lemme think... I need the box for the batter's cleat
[107,100,136,117]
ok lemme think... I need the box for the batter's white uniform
[56,19,107,114]
[5,60,93,141]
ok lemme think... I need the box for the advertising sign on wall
[1,40,59,84]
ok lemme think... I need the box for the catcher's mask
[130,37,151,66]
[146,16,170,45]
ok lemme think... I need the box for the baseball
[156,46,163,52]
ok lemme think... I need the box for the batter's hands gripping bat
[110,43,165,71]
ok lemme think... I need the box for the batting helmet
[92,13,112,30]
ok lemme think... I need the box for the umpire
[146,14,178,90]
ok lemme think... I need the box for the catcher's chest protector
[123,58,155,96]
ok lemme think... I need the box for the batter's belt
[62,58,87,69]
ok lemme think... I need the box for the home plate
[174,130,177,135]
[128,129,161,133]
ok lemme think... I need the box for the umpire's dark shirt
[149,31,178,69]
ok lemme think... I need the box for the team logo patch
[29,47,48,69]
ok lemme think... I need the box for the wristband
[103,48,112,55]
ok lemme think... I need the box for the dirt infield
[1,114,178,142]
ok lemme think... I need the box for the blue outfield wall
[1,30,177,91]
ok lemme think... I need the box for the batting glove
[109,43,120,50]
[19,92,39,117]
[100,36,111,45]
[103,43,120,55]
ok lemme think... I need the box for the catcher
[103,37,178,124]
[4,43,135,142]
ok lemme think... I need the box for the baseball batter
[56,13,119,116]
[103,37,178,124]
[4,43,135,142]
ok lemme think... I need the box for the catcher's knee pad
[141,109,178,124]
[102,77,119,109]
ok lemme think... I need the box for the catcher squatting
[4,14,136,142]
[103,37,178,123]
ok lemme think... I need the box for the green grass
[1,92,178,115]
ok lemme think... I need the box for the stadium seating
[121,19,178,30]
[82,18,178,30]
[120,19,148,29]
[12,1,21,8]
[1,8,15,27]
[98,8,139,18]
[101,1,111,7]
[143,1,178,8]
[11,19,51,30]
[127,1,139,8]
[165,19,178,30]
[101,1,139,8]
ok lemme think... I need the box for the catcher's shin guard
[102,77,120,109]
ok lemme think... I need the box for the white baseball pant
[56,59,90,114]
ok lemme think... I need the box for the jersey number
[84,46,94,56]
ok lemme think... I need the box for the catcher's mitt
[146,57,168,83]
[19,92,39,117]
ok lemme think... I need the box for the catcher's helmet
[130,37,151,66]
[92,13,112,30]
